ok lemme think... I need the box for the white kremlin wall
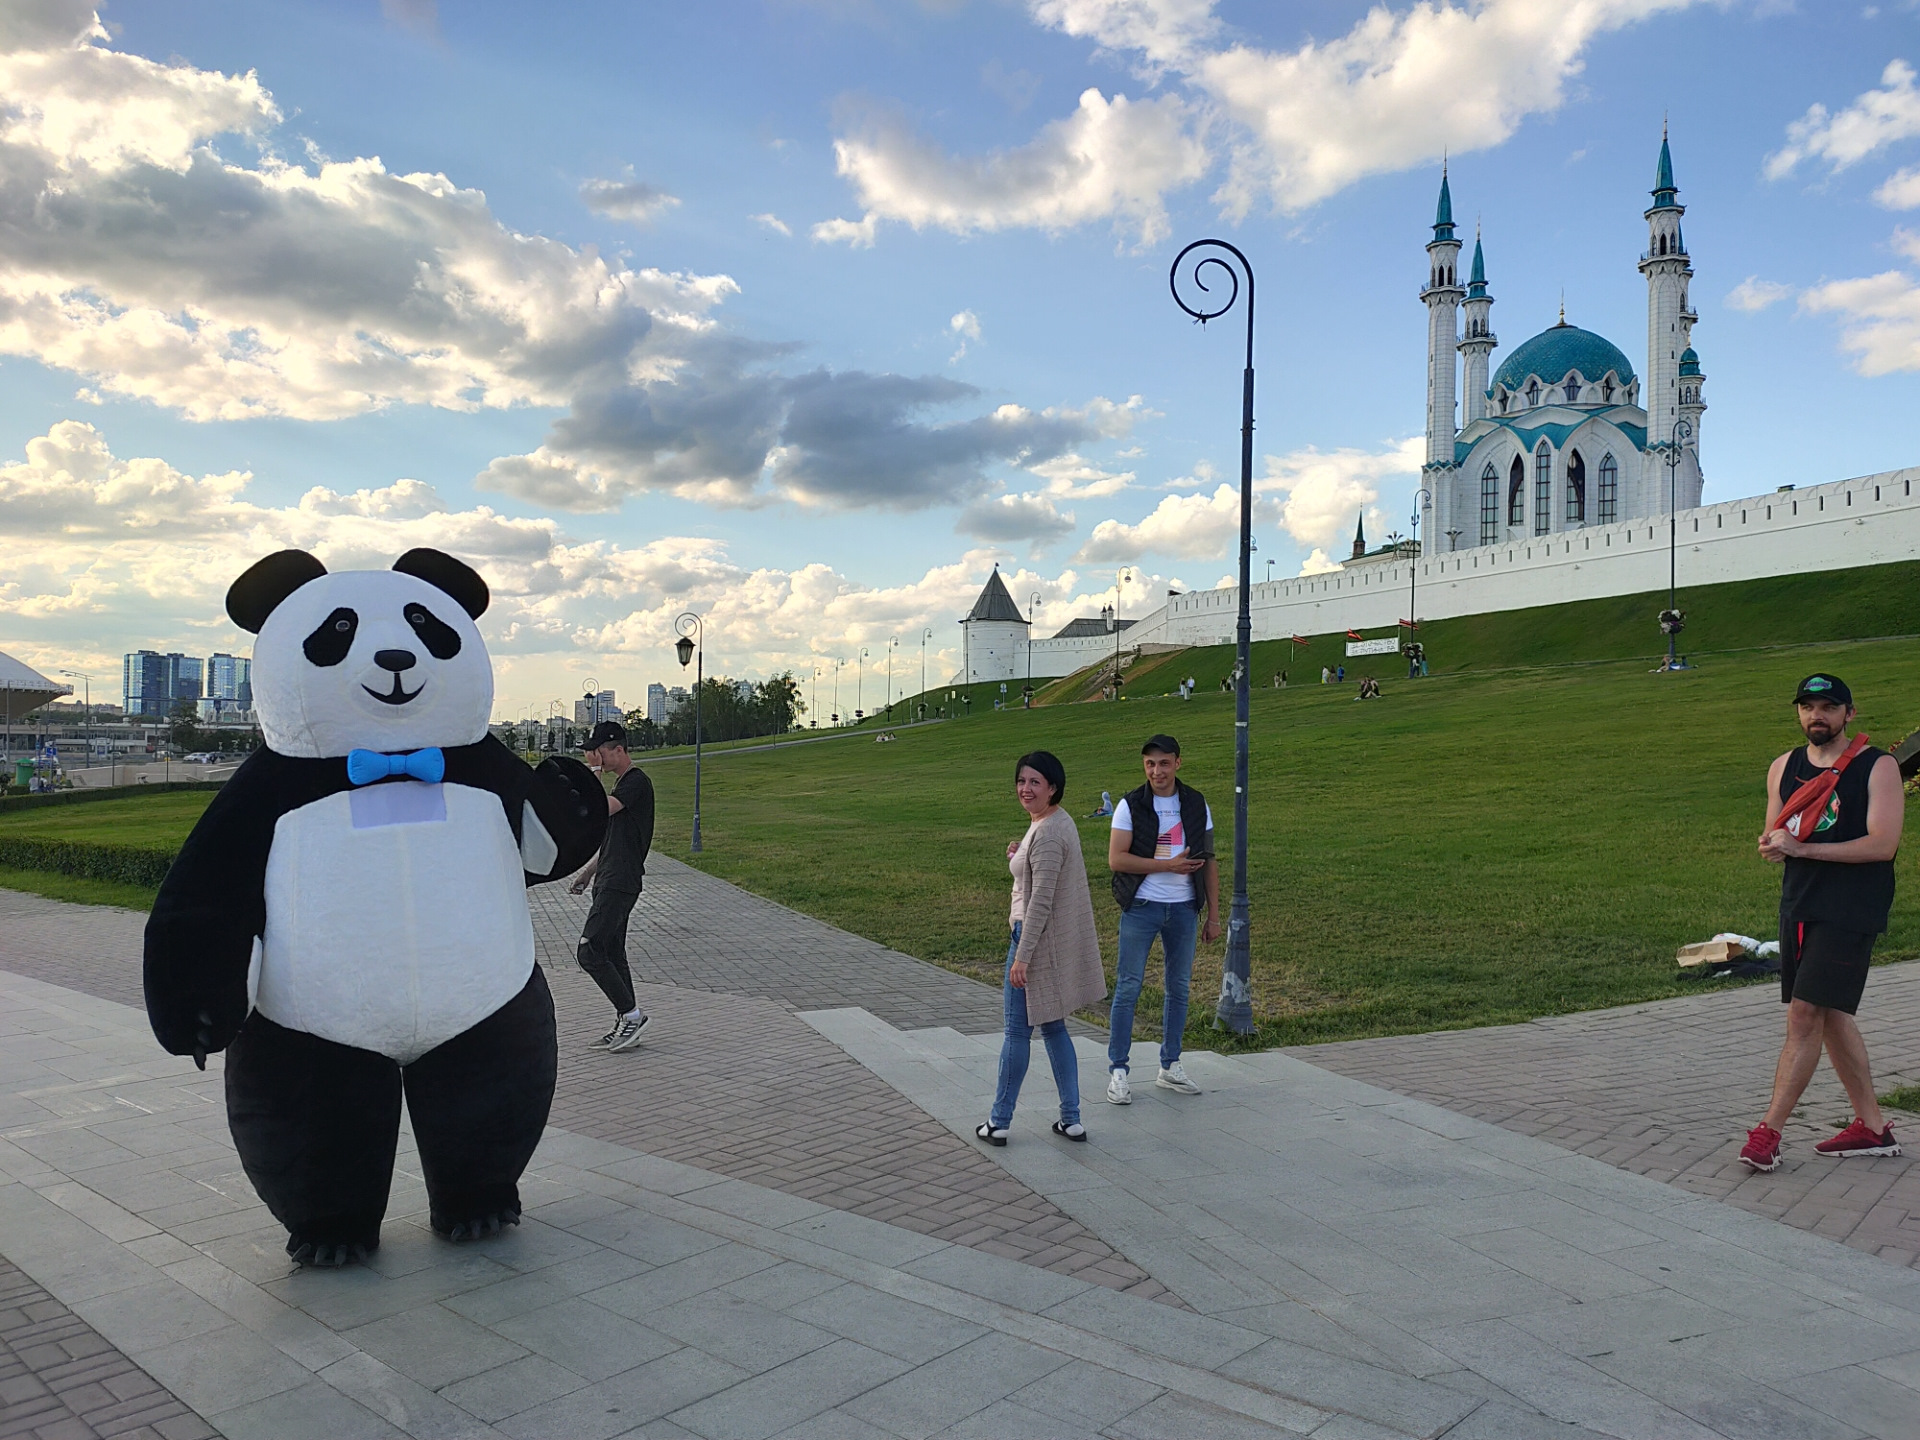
[1016,466,1920,680]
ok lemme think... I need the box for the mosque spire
[1432,160,1456,241]
[1352,511,1367,560]
[1651,120,1679,210]
[1467,223,1487,295]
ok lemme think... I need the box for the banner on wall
[1345,637,1401,657]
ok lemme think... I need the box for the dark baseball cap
[584,720,628,750]
[1793,673,1852,707]
[1141,734,1181,757]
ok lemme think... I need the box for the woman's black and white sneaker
[606,1014,651,1053]
[975,1122,1009,1147]
[1052,1121,1087,1142]
[587,1024,620,1050]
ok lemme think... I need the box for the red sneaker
[1814,1119,1902,1158]
[1739,1124,1782,1172]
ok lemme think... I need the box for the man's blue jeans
[990,923,1081,1129]
[1108,899,1198,1073]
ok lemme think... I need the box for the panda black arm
[143,751,288,1063]
[442,736,607,884]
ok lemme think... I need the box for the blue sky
[2,0,1917,719]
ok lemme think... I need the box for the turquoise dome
[1677,347,1701,377]
[1492,323,1636,396]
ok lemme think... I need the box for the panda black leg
[403,966,557,1242]
[225,1011,403,1266]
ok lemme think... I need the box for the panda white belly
[255,781,534,1065]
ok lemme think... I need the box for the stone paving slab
[0,969,1485,1440]
[806,1007,1920,1440]
[1292,962,1920,1268]
[0,884,1167,1304]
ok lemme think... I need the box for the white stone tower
[1638,127,1702,509]
[1423,168,1464,476]
[1458,225,1497,426]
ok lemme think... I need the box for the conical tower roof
[1651,127,1680,210]
[1431,165,1456,241]
[964,566,1029,624]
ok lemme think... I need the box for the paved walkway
[1296,964,1920,1267]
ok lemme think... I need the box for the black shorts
[1779,920,1876,1015]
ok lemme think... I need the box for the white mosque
[1424,132,1707,552]
[954,131,1919,685]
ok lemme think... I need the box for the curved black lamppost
[673,613,703,852]
[1408,486,1431,669]
[1170,238,1257,1035]
[1661,417,1694,672]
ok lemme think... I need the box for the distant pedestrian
[1320,666,1330,684]
[1336,664,1345,682]
[1741,674,1904,1172]
[978,751,1107,1147]
[1105,735,1218,1102]
[1273,670,1286,688]
[568,722,654,1053]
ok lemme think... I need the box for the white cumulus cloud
[1799,231,1920,375]
[1876,165,1920,209]
[1260,438,1421,550]
[1727,276,1795,312]
[1766,59,1920,179]
[579,173,680,225]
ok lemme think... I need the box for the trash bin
[12,759,31,789]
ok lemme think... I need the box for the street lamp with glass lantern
[57,670,92,779]
[1446,527,1462,553]
[886,636,898,719]
[856,647,868,722]
[831,657,843,725]
[1660,417,1694,672]
[673,613,704,852]
[1027,591,1042,700]
[1168,236,1259,1035]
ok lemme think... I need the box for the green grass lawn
[641,632,1920,1048]
[0,791,215,847]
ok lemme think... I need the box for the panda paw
[286,1235,374,1269]
[432,1205,522,1243]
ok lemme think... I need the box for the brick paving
[0,1255,215,1440]
[0,878,1170,1311]
[1295,959,1920,1268]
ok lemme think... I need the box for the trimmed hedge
[0,780,225,815]
[0,836,175,887]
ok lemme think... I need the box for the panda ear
[392,548,489,619]
[227,550,328,633]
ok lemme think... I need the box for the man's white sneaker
[1106,1069,1132,1105]
[1156,1061,1201,1095]
[586,1025,620,1050]
[605,1015,651,1053]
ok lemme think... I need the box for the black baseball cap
[1141,734,1181,757]
[584,720,628,750]
[1793,674,1852,708]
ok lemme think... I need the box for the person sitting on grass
[978,751,1107,1148]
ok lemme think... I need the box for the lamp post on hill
[856,647,868,722]
[1661,417,1694,672]
[919,629,931,719]
[1169,237,1258,1034]
[673,612,704,853]
[1028,591,1042,700]
[1408,486,1431,665]
[886,636,898,719]
[831,658,843,726]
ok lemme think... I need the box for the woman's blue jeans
[1107,899,1197,1073]
[990,923,1082,1129]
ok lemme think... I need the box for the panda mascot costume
[143,548,607,1267]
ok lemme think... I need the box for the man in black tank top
[1739,673,1905,1173]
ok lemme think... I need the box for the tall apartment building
[646,683,667,724]
[122,651,203,718]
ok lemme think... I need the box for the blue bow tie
[346,748,445,786]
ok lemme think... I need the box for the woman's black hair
[1014,750,1066,806]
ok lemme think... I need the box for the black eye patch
[302,607,358,666]
[404,602,463,660]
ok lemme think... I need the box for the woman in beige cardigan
[979,751,1108,1146]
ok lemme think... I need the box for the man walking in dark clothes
[568,721,654,1053]
[1741,674,1904,1172]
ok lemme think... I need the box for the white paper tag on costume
[349,780,448,829]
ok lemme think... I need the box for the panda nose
[374,648,417,672]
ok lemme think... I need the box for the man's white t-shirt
[1112,793,1214,904]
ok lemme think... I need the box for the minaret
[1351,512,1367,560]
[1458,225,1497,425]
[1638,126,1695,506]
[1423,166,1464,473]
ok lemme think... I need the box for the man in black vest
[1105,735,1219,1103]
[568,722,655,1055]
[1741,674,1903,1172]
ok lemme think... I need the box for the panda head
[228,549,494,759]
